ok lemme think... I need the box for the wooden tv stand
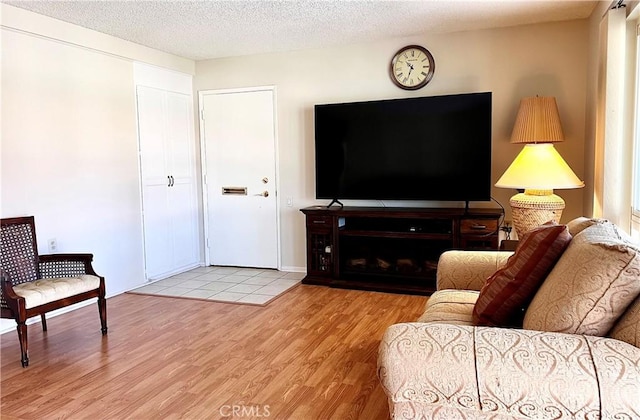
[300,206,502,295]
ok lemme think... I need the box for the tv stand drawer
[460,219,498,235]
[306,215,332,226]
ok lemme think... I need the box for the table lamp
[496,97,584,239]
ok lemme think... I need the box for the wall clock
[390,45,435,90]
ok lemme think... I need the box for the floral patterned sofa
[378,218,640,419]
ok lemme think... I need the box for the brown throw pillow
[472,222,572,327]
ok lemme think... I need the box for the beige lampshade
[496,143,584,238]
[495,143,584,190]
[511,96,564,144]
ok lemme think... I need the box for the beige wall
[195,19,589,269]
[0,5,195,331]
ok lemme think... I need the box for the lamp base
[510,189,565,239]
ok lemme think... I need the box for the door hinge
[203,174,207,185]
[637,23,640,37]
[200,109,205,120]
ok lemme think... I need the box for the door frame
[198,86,281,269]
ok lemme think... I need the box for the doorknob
[254,191,269,197]
[262,177,269,184]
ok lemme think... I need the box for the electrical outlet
[48,238,57,252]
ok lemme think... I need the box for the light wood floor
[1,284,425,419]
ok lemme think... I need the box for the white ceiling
[4,0,598,61]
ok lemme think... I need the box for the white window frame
[632,18,640,240]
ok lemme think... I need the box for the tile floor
[129,266,305,305]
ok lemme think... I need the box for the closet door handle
[167,176,172,187]
[170,176,175,187]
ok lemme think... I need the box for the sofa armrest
[378,323,640,419]
[436,250,512,291]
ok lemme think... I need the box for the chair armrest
[38,253,101,278]
[378,323,640,419]
[436,250,512,291]
[1,270,25,316]
[1,270,23,301]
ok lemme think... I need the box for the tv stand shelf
[301,206,502,295]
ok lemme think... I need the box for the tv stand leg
[327,199,344,208]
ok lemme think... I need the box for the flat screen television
[314,92,492,202]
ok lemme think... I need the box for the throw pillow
[566,216,602,236]
[523,220,640,336]
[472,222,572,327]
[609,294,640,348]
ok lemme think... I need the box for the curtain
[632,15,640,240]
[593,6,631,231]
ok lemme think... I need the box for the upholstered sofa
[378,218,640,419]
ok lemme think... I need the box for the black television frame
[314,92,492,204]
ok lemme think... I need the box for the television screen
[314,92,492,201]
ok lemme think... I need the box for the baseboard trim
[280,265,306,273]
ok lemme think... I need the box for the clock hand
[407,62,415,78]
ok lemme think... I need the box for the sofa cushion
[378,323,640,419]
[472,222,571,327]
[417,289,478,325]
[609,294,640,347]
[524,220,640,336]
[378,323,481,417]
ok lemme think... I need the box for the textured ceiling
[3,1,598,61]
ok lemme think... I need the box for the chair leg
[98,296,107,335]
[16,321,29,367]
[41,313,47,332]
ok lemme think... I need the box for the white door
[201,88,278,268]
[165,92,200,271]
[137,86,173,277]
[137,86,200,280]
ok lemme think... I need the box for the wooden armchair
[0,216,107,367]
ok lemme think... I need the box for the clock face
[390,45,435,90]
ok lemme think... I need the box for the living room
[2,1,639,418]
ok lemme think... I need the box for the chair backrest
[1,216,40,286]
